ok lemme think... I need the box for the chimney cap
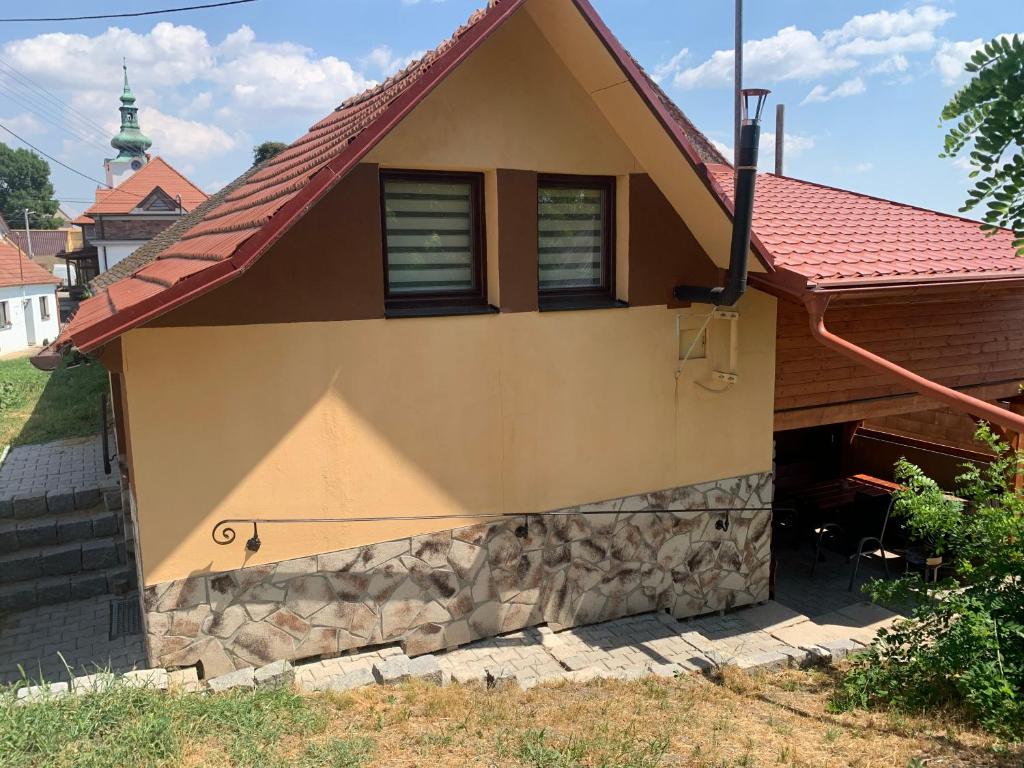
[741,88,771,123]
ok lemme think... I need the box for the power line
[0,58,112,138]
[0,81,111,153]
[0,1,257,23]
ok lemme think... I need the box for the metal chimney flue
[673,88,769,308]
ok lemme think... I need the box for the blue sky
[0,0,1019,220]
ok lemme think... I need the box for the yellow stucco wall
[124,292,776,585]
[120,3,779,587]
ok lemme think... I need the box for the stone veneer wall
[144,472,772,677]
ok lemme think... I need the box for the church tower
[104,63,152,187]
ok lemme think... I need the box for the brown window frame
[537,174,616,308]
[380,169,488,313]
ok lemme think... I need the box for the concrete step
[0,565,137,612]
[0,484,122,521]
[0,535,126,585]
[0,505,121,554]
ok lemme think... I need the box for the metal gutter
[803,293,1024,434]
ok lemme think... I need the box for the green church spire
[110,62,152,160]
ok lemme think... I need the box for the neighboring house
[47,0,1024,678]
[0,240,61,353]
[68,67,207,280]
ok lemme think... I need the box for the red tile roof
[83,157,207,217]
[707,164,1024,288]
[55,0,752,353]
[0,240,61,288]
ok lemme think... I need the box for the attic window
[381,170,486,310]
[537,175,615,309]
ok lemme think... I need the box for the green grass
[0,356,108,447]
[0,681,372,768]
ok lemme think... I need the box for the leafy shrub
[833,426,1024,737]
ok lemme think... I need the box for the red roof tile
[83,157,207,216]
[0,241,61,287]
[56,0,743,353]
[707,164,1024,287]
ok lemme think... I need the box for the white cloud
[362,45,425,78]
[870,54,909,75]
[0,21,381,178]
[822,6,954,45]
[0,112,45,135]
[854,162,873,173]
[801,77,866,104]
[671,26,856,89]
[651,48,689,85]
[659,4,957,92]
[140,107,236,159]
[933,37,983,85]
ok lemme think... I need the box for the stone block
[484,665,516,690]
[254,660,295,688]
[70,572,110,600]
[315,667,375,692]
[0,496,13,519]
[813,639,862,663]
[124,668,170,690]
[168,668,203,692]
[735,650,791,672]
[72,673,116,695]
[207,667,256,692]
[647,663,683,679]
[45,490,75,515]
[35,576,71,605]
[562,655,589,672]
[0,583,35,612]
[108,567,135,594]
[40,544,81,576]
[73,487,102,509]
[17,682,69,702]
[91,511,120,537]
[372,654,411,685]
[103,488,123,512]
[56,515,93,544]
[82,540,118,571]
[12,494,47,519]
[17,518,57,548]
[0,526,17,554]
[407,655,443,685]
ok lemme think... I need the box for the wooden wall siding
[865,407,995,455]
[775,292,1024,430]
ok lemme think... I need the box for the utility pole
[22,208,34,260]
[20,208,32,299]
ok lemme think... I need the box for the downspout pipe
[803,293,1024,434]
[674,88,770,307]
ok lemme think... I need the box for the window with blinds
[381,172,485,305]
[538,176,614,299]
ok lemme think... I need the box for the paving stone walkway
[0,594,145,683]
[0,435,112,498]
